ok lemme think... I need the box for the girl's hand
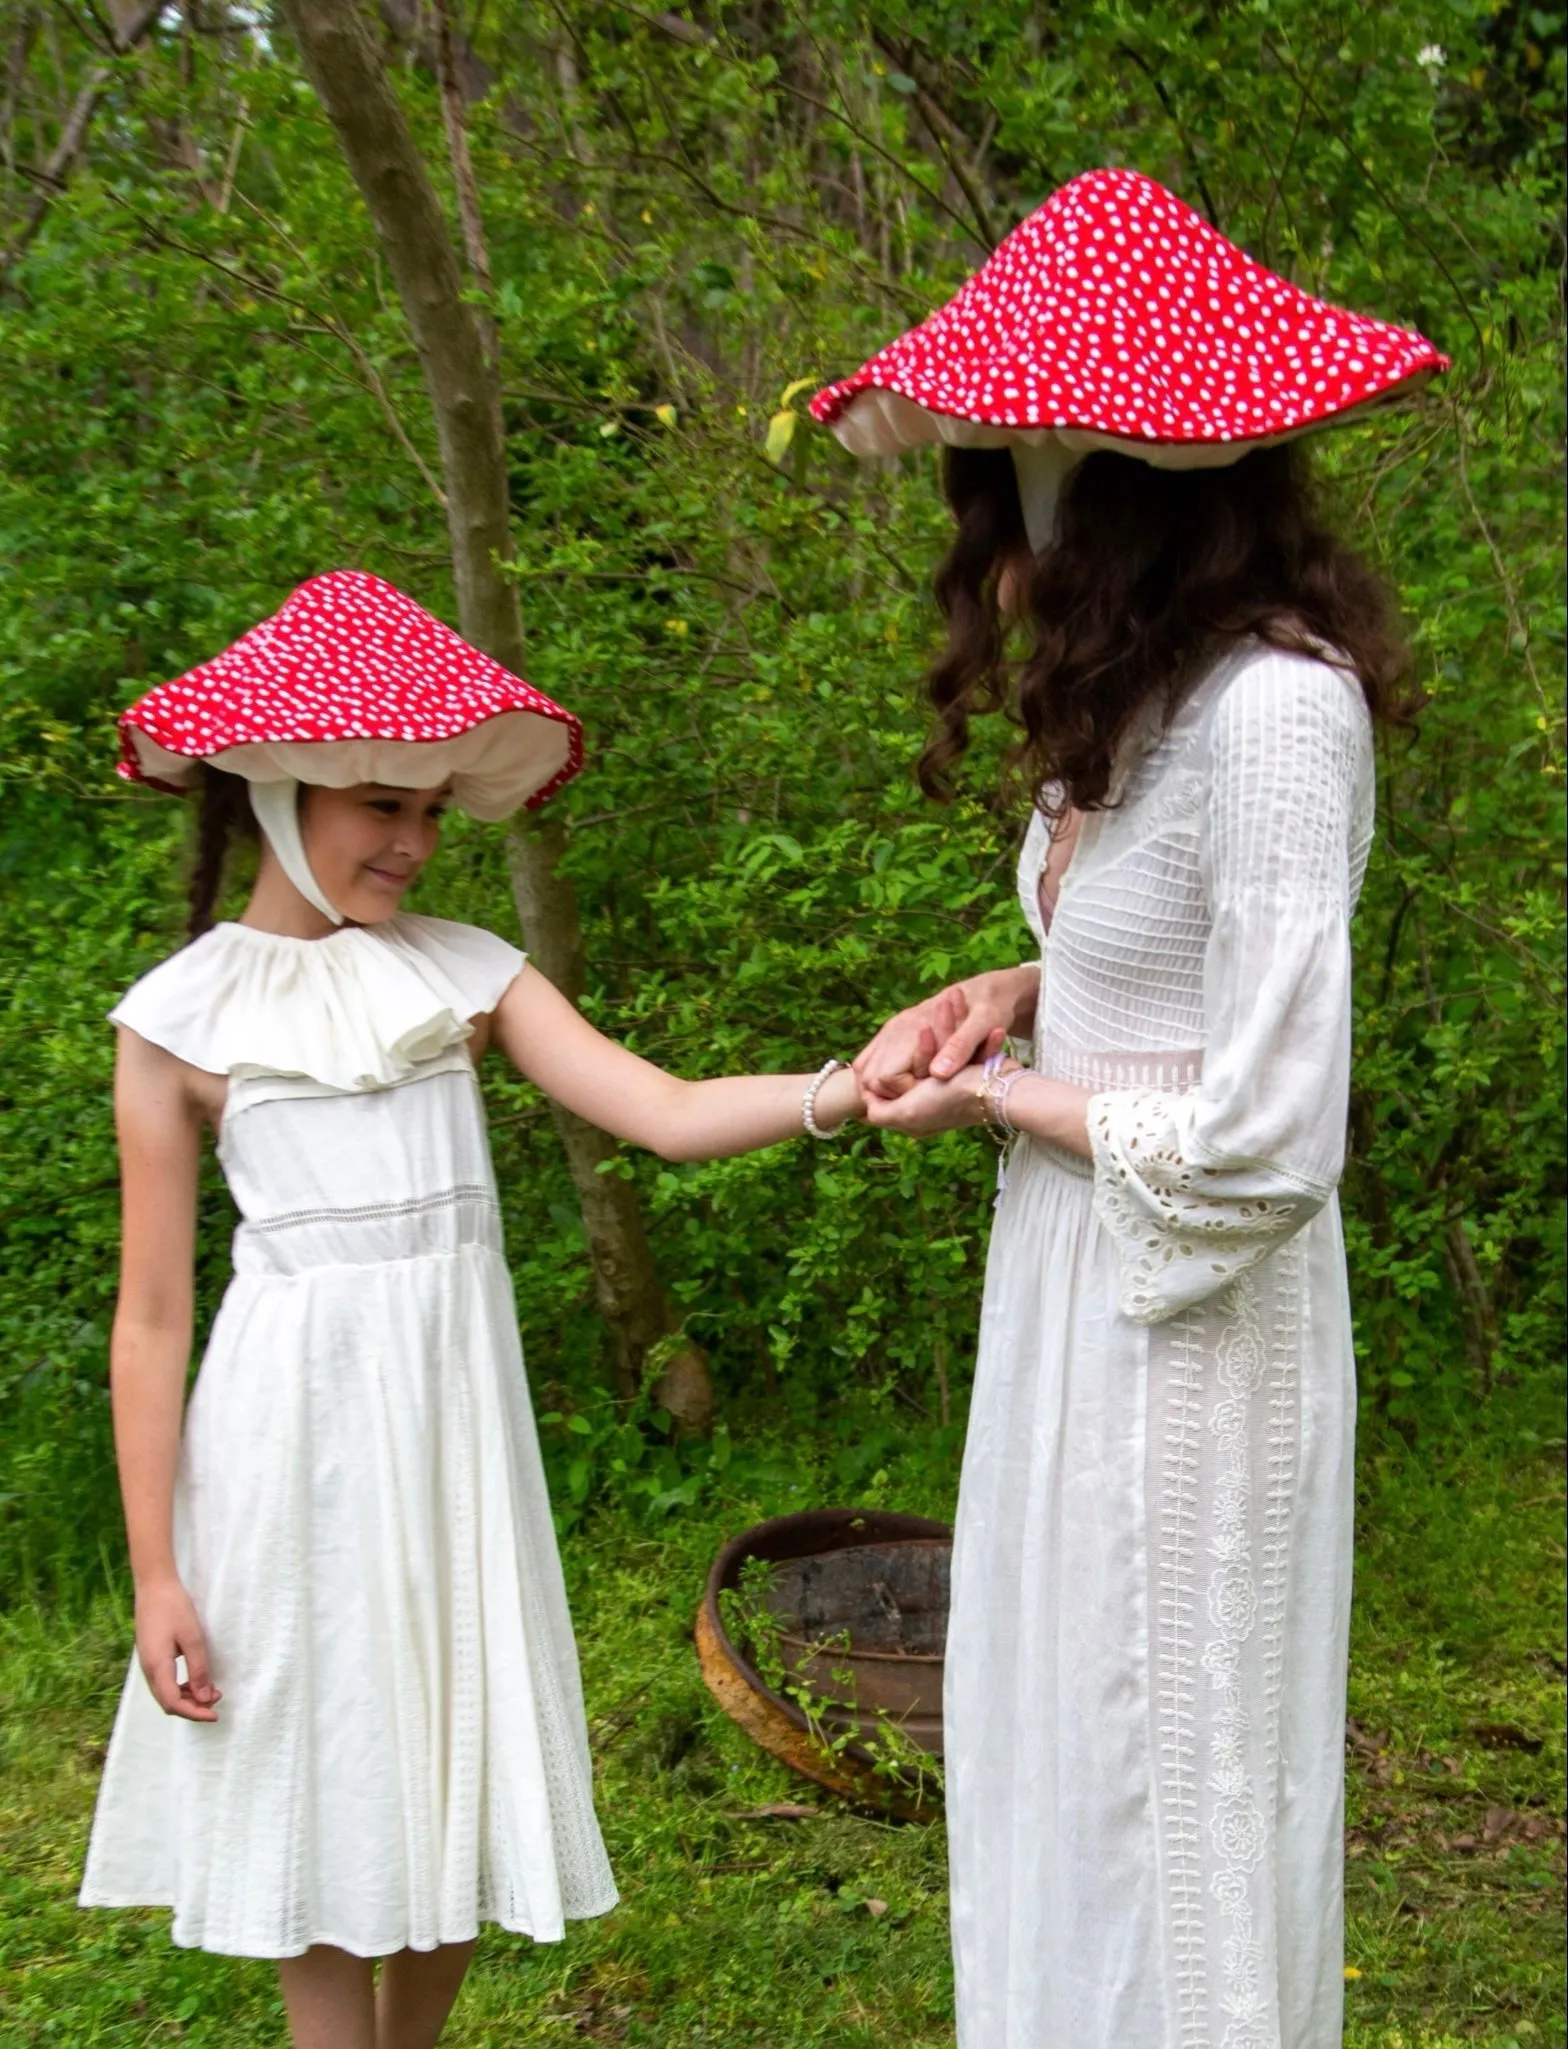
[855,968,1035,1101]
[862,1061,1012,1138]
[135,1577,221,1722]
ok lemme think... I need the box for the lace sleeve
[1088,652,1373,1325]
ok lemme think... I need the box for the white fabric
[248,777,345,927]
[1010,439,1083,551]
[108,913,522,1094]
[947,645,1373,2048]
[81,916,618,1957]
[124,709,572,822]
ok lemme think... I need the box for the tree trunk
[281,0,712,1429]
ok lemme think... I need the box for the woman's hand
[135,1576,221,1722]
[862,1062,1003,1138]
[854,966,1038,1101]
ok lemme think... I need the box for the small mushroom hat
[811,167,1447,546]
[118,569,582,819]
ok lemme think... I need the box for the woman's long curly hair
[186,766,258,940]
[917,442,1414,810]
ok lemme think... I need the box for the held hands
[135,1576,221,1722]
[853,969,1027,1103]
[861,1057,1018,1137]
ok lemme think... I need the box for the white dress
[80,915,617,1958]
[946,645,1374,2049]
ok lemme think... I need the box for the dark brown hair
[918,442,1414,809]
[187,767,258,940]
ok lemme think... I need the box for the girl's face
[299,783,451,924]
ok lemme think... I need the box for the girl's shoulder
[109,916,526,1089]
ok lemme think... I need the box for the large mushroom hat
[811,167,1447,547]
[118,569,582,925]
[119,568,581,817]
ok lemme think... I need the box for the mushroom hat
[811,167,1447,546]
[118,568,582,820]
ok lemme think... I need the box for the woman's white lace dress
[946,645,1373,2049]
[80,915,617,1957]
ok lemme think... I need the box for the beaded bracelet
[976,1052,1010,1146]
[802,1058,848,1140]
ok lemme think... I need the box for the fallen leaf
[865,1897,889,1918]
[1472,1721,1545,1754]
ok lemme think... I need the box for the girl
[79,569,863,2049]
[818,170,1446,2048]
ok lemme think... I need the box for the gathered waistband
[231,1185,503,1278]
[1034,1037,1203,1094]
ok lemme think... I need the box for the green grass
[0,1401,1560,2048]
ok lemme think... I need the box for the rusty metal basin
[695,1507,952,1821]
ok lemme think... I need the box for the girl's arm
[489,964,862,1160]
[853,963,1040,1101]
[112,1028,221,1722]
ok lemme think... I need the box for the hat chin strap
[1011,439,1084,553]
[249,778,345,928]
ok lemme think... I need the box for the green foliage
[0,0,1562,1609]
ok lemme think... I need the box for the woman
[79,569,863,2049]
[816,171,1446,2047]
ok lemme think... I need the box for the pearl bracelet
[802,1058,848,1140]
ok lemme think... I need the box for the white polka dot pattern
[117,570,584,814]
[811,168,1447,452]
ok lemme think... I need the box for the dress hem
[75,1888,621,1959]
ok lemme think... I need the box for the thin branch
[434,0,496,355]
[1114,42,1221,228]
[1260,35,1488,363]
[771,75,988,252]
[1451,403,1557,752]
[98,185,450,507]
[0,0,167,277]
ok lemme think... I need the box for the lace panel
[1150,1249,1303,2049]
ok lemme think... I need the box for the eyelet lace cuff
[1089,1089,1331,1325]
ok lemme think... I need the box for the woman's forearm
[110,1316,192,1588]
[1004,1073,1092,1159]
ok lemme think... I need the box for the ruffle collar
[109,914,525,1094]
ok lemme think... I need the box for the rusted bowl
[695,1507,952,1822]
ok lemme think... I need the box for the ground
[0,1404,1560,2047]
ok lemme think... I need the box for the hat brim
[823,373,1441,466]
[119,706,580,819]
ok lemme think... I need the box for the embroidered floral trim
[1158,1305,1208,2044]
[1204,1273,1269,2048]
[1087,1092,1325,1325]
[1152,1247,1305,2049]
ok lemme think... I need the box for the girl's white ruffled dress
[80,915,617,1958]
[947,646,1373,2049]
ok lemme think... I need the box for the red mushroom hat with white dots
[811,167,1447,471]
[118,569,582,819]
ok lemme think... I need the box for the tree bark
[281,0,712,1428]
